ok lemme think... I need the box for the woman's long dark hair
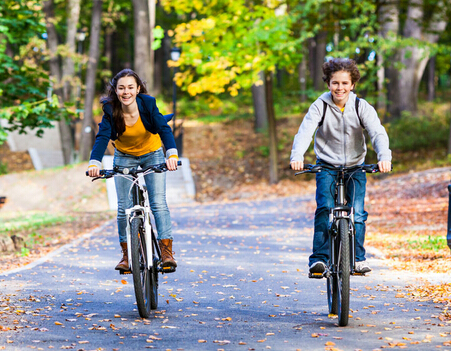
[101,68,148,138]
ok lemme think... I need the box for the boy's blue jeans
[113,148,173,243]
[309,163,368,266]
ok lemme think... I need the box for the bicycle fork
[125,205,154,271]
[328,207,356,275]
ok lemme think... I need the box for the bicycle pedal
[351,272,366,276]
[308,272,325,279]
[119,270,132,275]
[161,266,176,274]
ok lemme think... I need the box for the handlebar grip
[85,169,107,176]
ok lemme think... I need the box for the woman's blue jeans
[113,148,173,243]
[309,164,368,266]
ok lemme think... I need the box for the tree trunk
[62,0,80,103]
[133,0,152,89]
[265,72,278,184]
[43,0,60,84]
[376,53,385,114]
[298,58,307,104]
[147,0,155,94]
[59,0,80,164]
[79,0,102,161]
[43,0,76,165]
[427,56,436,102]
[154,47,162,96]
[104,28,113,85]
[391,0,446,116]
[378,0,399,120]
[313,31,327,91]
[162,33,172,96]
[252,71,268,132]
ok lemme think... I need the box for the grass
[406,235,448,252]
[0,211,74,235]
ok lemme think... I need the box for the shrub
[386,112,450,151]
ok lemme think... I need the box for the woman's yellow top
[115,116,162,156]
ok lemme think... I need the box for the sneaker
[309,261,326,274]
[355,260,371,273]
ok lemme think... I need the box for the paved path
[1,197,450,350]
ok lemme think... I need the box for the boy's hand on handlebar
[290,161,304,171]
[378,160,392,173]
[87,166,100,177]
[166,157,178,171]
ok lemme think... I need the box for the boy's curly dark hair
[322,58,361,85]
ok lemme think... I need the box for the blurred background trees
[1,0,451,182]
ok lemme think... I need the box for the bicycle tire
[337,218,350,326]
[130,217,152,318]
[149,227,159,310]
[327,230,339,314]
[327,273,338,315]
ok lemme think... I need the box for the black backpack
[318,97,364,129]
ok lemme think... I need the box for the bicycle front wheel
[130,217,152,318]
[149,227,159,310]
[337,218,350,326]
[327,273,338,315]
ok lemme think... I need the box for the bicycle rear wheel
[130,217,152,318]
[337,218,350,326]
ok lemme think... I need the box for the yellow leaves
[198,339,207,343]
[121,279,127,284]
[54,321,63,326]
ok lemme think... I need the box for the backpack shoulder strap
[318,100,327,127]
[355,97,365,129]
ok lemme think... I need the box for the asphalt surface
[1,196,450,351]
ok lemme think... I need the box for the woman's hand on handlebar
[290,161,304,171]
[87,166,101,177]
[166,157,178,171]
[377,160,392,173]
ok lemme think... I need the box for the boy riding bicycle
[290,58,392,274]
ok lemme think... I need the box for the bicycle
[295,163,385,326]
[87,160,181,318]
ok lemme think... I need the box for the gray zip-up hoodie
[290,91,392,166]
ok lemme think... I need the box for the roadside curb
[0,219,114,277]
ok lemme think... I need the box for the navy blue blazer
[90,94,177,163]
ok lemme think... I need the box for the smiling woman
[86,68,179,272]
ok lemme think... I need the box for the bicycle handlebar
[86,160,182,180]
[294,163,392,176]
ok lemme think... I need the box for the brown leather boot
[115,242,129,270]
[158,239,177,268]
